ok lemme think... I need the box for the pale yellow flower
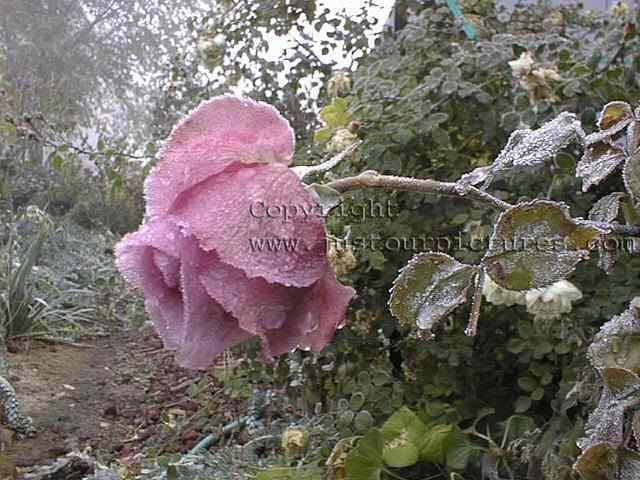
[327,71,351,97]
[326,128,358,154]
[508,52,535,78]
[525,280,582,321]
[483,275,526,307]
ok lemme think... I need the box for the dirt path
[3,327,239,472]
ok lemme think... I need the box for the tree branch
[326,173,640,238]
[325,173,514,211]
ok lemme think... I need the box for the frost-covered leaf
[458,165,492,186]
[627,119,640,156]
[589,193,625,223]
[623,152,640,207]
[576,301,640,480]
[602,367,640,399]
[389,253,478,334]
[467,112,584,188]
[482,200,600,290]
[588,193,626,273]
[574,442,619,480]
[585,101,634,146]
[620,450,640,480]
[577,143,626,192]
[598,101,633,131]
[588,300,640,374]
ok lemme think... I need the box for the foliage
[149,0,379,140]
[0,207,128,341]
[246,1,640,479]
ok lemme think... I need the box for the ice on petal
[263,269,355,356]
[176,237,251,369]
[199,253,297,334]
[145,95,295,217]
[114,218,185,349]
[169,163,327,287]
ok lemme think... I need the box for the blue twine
[445,0,477,41]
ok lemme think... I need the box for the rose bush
[116,96,355,369]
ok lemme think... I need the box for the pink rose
[115,96,355,369]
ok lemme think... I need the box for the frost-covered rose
[116,96,355,369]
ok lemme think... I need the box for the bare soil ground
[3,327,245,475]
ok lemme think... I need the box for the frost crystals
[575,299,640,480]
[482,200,601,291]
[459,112,584,189]
[388,252,478,337]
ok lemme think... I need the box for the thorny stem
[466,269,485,338]
[326,173,513,211]
[326,173,640,237]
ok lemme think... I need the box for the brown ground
[3,327,248,474]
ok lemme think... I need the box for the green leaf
[418,423,470,468]
[514,396,532,413]
[483,200,600,290]
[517,376,538,392]
[431,127,450,146]
[382,407,427,442]
[145,142,158,155]
[445,428,474,470]
[345,428,384,480]
[51,154,64,172]
[381,408,426,467]
[314,126,333,144]
[389,252,478,334]
[531,388,545,401]
[502,415,535,443]
[350,392,366,411]
[427,112,449,126]
[383,443,419,468]
[320,98,351,128]
[354,411,375,432]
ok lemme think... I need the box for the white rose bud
[525,280,582,321]
[326,128,358,154]
[482,275,526,307]
[327,72,352,98]
[282,426,309,457]
[508,52,535,78]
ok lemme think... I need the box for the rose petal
[199,253,354,357]
[176,237,251,369]
[114,218,185,349]
[199,253,296,335]
[145,95,295,217]
[170,163,327,287]
[263,270,356,356]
